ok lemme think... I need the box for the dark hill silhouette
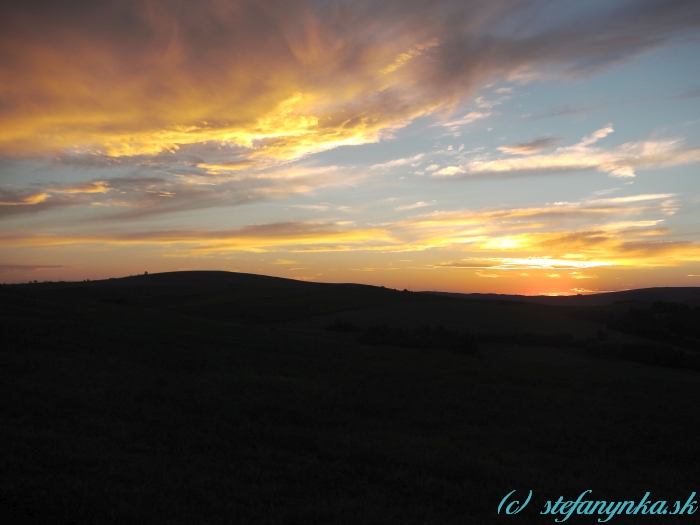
[11,270,700,305]
[53,269,324,289]
[2,270,700,524]
[116,269,380,290]
[0,273,560,329]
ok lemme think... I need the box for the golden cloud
[3,0,699,170]
[3,193,699,268]
[0,192,51,206]
[0,222,395,254]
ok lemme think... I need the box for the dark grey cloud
[670,86,700,100]
[498,136,563,154]
[529,104,601,120]
[0,159,351,221]
[104,221,351,242]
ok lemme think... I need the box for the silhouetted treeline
[586,342,700,372]
[608,301,700,351]
[358,324,479,355]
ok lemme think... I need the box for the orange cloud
[0,222,395,254]
[48,181,111,195]
[3,192,699,269]
[2,0,699,171]
[0,3,440,162]
[0,192,51,206]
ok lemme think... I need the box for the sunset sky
[1,0,700,294]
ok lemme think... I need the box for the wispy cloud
[291,204,330,211]
[433,111,492,132]
[0,222,396,254]
[434,125,700,178]
[395,200,437,211]
[0,181,111,207]
[569,272,597,279]
[498,136,563,155]
[440,258,612,271]
[669,86,700,100]
[0,162,364,220]
[0,191,52,206]
[0,264,67,272]
[371,154,425,170]
[529,104,602,120]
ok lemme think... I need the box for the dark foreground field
[2,271,699,524]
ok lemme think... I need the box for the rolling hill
[1,271,699,524]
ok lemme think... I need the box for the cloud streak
[498,136,563,155]
[4,192,699,268]
[0,264,67,272]
[435,126,700,178]
[395,200,437,211]
[0,162,362,219]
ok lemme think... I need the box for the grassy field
[1,272,699,524]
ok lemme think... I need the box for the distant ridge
[428,287,700,306]
[112,270,377,290]
[8,270,376,291]
[116,270,315,288]
[109,272,700,306]
[9,270,699,306]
